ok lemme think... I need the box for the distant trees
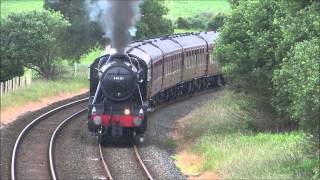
[215,0,320,133]
[1,11,71,80]
[175,12,214,30]
[207,13,226,31]
[135,0,173,39]
[44,0,103,60]
[45,0,174,52]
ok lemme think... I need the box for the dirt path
[0,88,88,127]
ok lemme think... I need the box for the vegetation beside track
[174,90,319,179]
[0,74,87,112]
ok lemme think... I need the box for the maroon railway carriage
[88,31,224,143]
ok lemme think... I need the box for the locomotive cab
[88,53,148,143]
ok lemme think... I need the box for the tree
[215,0,320,134]
[44,0,104,60]
[272,38,320,134]
[0,42,24,81]
[1,10,71,80]
[135,0,174,39]
[214,0,283,93]
[207,13,226,31]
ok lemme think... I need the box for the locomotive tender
[88,31,224,143]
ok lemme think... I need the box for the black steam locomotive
[88,31,224,143]
[88,53,148,143]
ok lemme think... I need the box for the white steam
[85,0,142,54]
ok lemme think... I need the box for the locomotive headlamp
[93,116,102,125]
[124,108,131,115]
[92,107,97,115]
[139,108,144,116]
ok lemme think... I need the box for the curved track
[48,108,87,180]
[10,98,88,180]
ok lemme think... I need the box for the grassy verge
[1,0,43,19]
[0,75,88,112]
[175,90,319,179]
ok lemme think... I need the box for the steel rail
[99,144,114,180]
[10,98,88,180]
[48,108,87,180]
[133,145,154,180]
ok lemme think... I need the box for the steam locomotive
[88,31,224,143]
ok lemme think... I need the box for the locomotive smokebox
[100,54,138,101]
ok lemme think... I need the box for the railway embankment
[169,89,319,179]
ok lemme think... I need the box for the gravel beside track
[101,143,147,180]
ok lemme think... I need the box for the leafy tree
[275,1,320,64]
[136,0,173,39]
[44,0,103,60]
[214,0,283,93]
[272,38,320,134]
[1,11,71,80]
[0,45,24,81]
[207,13,226,31]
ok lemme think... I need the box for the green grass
[193,132,318,179]
[174,28,199,33]
[1,0,43,19]
[0,74,88,112]
[177,90,319,179]
[166,0,231,19]
[164,137,178,150]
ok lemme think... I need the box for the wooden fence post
[0,82,3,96]
[4,81,7,95]
[13,77,16,91]
[1,73,33,95]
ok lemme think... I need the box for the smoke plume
[85,0,142,54]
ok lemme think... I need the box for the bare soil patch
[0,88,88,126]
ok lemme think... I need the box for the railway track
[99,143,154,180]
[10,98,88,180]
[48,108,87,180]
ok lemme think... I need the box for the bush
[176,12,214,30]
[176,17,190,29]
[272,38,320,134]
[1,10,71,80]
[207,13,226,31]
